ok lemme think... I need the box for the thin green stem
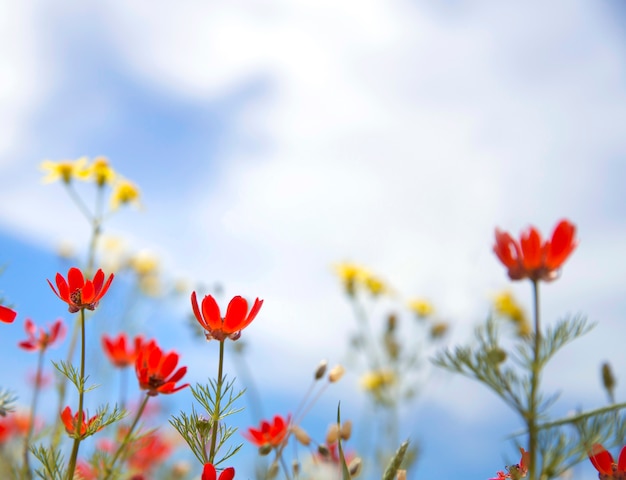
[349,297,382,370]
[103,394,150,480]
[527,279,541,480]
[22,349,45,480]
[66,308,87,480]
[209,341,225,464]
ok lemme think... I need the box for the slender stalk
[21,349,45,479]
[350,297,382,370]
[208,341,225,463]
[103,394,150,480]
[51,187,103,449]
[527,279,541,480]
[66,308,87,480]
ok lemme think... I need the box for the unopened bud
[326,424,339,444]
[328,365,345,383]
[291,425,311,446]
[486,347,507,365]
[430,322,449,339]
[396,469,407,480]
[602,362,616,398]
[314,360,328,380]
[318,444,330,458]
[340,420,352,440]
[348,457,362,477]
[292,460,300,476]
[267,461,279,479]
[258,443,273,456]
[386,313,397,333]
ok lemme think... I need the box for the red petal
[159,352,179,379]
[202,463,217,480]
[223,296,248,333]
[92,269,104,293]
[97,273,114,300]
[191,292,208,330]
[589,444,614,474]
[520,226,543,271]
[618,445,626,472]
[201,295,223,331]
[219,467,235,480]
[545,220,577,270]
[55,273,70,301]
[167,366,187,384]
[0,305,16,323]
[67,268,85,291]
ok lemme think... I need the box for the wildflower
[489,447,529,480]
[40,157,89,184]
[334,262,363,296]
[191,293,263,342]
[102,333,144,368]
[202,463,235,480]
[48,267,114,313]
[18,318,66,352]
[589,443,626,478]
[127,431,173,471]
[135,340,189,396]
[244,415,290,448]
[493,219,578,282]
[110,179,141,210]
[0,305,16,323]
[493,291,531,337]
[360,369,396,392]
[86,156,116,186]
[61,406,101,438]
[407,298,434,318]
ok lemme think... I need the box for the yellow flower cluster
[407,298,435,318]
[333,262,387,297]
[40,157,141,211]
[493,290,531,337]
[360,369,396,393]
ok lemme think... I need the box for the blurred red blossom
[493,219,578,282]
[48,267,114,313]
[135,340,189,396]
[191,293,263,341]
[244,414,290,448]
[61,406,102,438]
[18,318,66,352]
[102,333,144,368]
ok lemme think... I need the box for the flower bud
[291,425,311,446]
[340,420,352,440]
[328,365,345,383]
[314,360,328,380]
[348,457,362,477]
[326,424,339,444]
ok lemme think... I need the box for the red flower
[493,219,578,282]
[489,447,529,480]
[135,340,189,396]
[48,267,114,313]
[202,463,235,480]
[244,415,290,448]
[61,406,101,438]
[589,443,626,476]
[102,333,144,368]
[0,305,16,324]
[18,318,66,352]
[191,292,263,341]
[127,430,173,471]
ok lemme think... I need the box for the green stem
[527,279,541,480]
[103,395,150,480]
[22,349,45,479]
[208,341,225,463]
[350,297,382,370]
[66,309,87,480]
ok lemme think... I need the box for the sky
[1,0,626,478]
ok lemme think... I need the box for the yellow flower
[40,157,89,184]
[86,156,116,186]
[129,250,159,276]
[407,298,434,318]
[110,179,141,210]
[334,262,366,296]
[493,290,530,337]
[360,369,396,392]
[363,273,386,296]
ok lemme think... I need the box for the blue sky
[1,1,626,478]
